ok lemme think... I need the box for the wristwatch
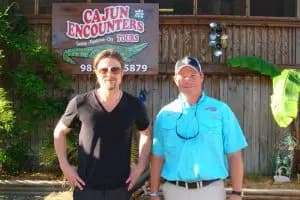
[231,190,244,197]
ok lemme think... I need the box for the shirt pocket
[160,120,181,157]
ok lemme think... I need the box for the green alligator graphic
[62,43,148,64]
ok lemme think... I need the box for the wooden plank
[267,28,275,63]
[177,25,184,58]
[281,27,289,64]
[232,26,240,57]
[183,25,193,56]
[246,26,254,56]
[252,76,260,174]
[296,28,300,64]
[219,76,228,103]
[144,77,153,124]
[169,25,178,64]
[161,75,170,107]
[225,25,233,59]
[227,76,244,129]
[261,27,268,60]
[211,75,220,99]
[152,76,161,121]
[240,26,247,55]
[192,25,201,60]
[199,26,210,63]
[259,76,270,173]
[203,75,212,96]
[254,27,262,57]
[274,27,282,64]
[160,25,169,64]
[243,76,253,173]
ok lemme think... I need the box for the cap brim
[175,65,199,74]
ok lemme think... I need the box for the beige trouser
[161,180,226,200]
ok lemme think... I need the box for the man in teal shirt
[150,56,248,200]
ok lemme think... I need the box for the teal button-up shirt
[152,92,248,181]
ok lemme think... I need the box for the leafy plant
[227,56,299,128]
[227,56,281,77]
[0,2,72,174]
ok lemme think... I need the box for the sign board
[52,3,159,74]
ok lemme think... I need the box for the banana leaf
[227,56,281,77]
[271,69,300,127]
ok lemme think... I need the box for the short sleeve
[222,105,248,154]
[151,113,164,157]
[60,96,79,128]
[135,99,150,131]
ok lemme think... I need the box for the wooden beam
[296,28,300,64]
[245,0,250,17]
[298,0,300,18]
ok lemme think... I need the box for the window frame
[15,0,300,18]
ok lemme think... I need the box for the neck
[180,91,202,105]
[97,87,121,102]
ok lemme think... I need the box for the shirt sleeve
[151,112,164,157]
[60,96,79,128]
[135,99,150,131]
[222,104,248,154]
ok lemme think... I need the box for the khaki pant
[161,180,226,200]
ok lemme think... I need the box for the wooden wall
[27,15,300,175]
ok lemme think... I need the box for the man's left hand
[126,163,144,190]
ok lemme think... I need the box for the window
[1,0,298,17]
[40,0,86,14]
[251,0,296,17]
[144,0,193,15]
[198,0,245,15]
[92,0,140,2]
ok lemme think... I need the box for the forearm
[150,155,164,192]
[137,127,151,170]
[229,151,244,191]
[53,120,71,169]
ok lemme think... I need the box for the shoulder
[202,95,230,111]
[71,90,95,105]
[156,99,180,119]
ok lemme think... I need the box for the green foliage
[0,88,15,134]
[271,69,300,127]
[227,56,281,77]
[0,3,72,174]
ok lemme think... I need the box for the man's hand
[61,164,85,190]
[126,163,144,190]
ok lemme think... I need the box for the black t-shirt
[60,90,149,190]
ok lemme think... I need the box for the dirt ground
[2,172,300,189]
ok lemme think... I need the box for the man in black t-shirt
[53,49,151,200]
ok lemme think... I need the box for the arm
[150,155,164,200]
[228,151,244,200]
[127,126,152,190]
[53,120,85,190]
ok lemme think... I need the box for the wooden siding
[27,15,299,174]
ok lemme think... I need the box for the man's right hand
[61,164,85,190]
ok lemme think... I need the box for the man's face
[95,57,124,91]
[174,66,204,94]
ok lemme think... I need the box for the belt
[166,179,220,189]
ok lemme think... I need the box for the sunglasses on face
[97,66,122,75]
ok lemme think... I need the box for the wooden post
[246,0,250,16]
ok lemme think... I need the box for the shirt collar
[177,92,206,109]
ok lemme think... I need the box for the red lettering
[92,9,102,23]
[66,21,75,38]
[119,6,129,19]
[82,9,93,24]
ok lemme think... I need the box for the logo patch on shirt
[205,106,217,111]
